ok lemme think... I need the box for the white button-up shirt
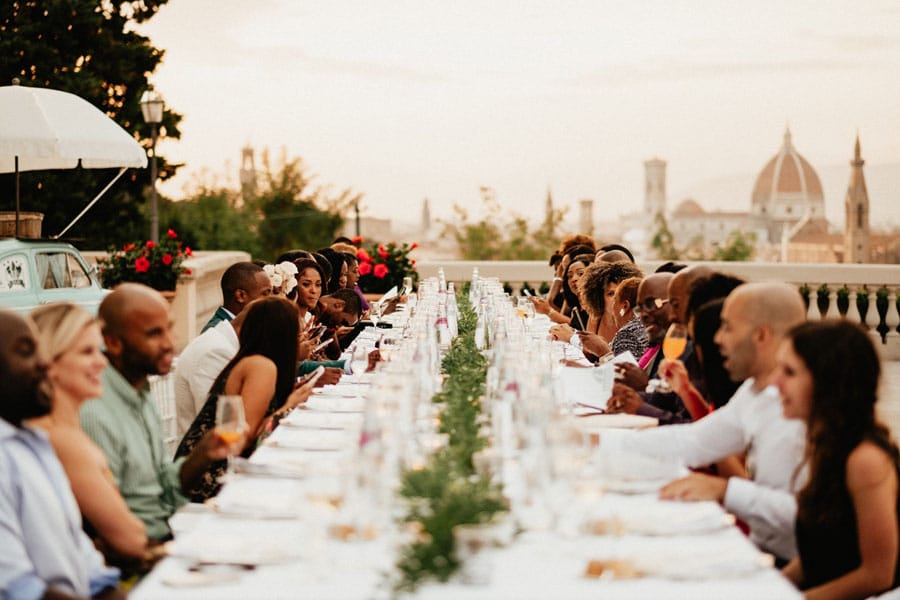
[599,379,807,559]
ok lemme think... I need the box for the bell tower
[844,135,870,263]
[644,158,667,218]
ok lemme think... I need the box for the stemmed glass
[350,344,369,377]
[216,395,246,478]
[663,323,688,361]
[369,302,382,328]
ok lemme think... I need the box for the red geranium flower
[411,259,416,266]
[134,256,151,273]
[123,243,136,252]
[410,242,418,250]
[185,268,193,276]
[373,263,389,279]
[358,261,372,276]
[167,229,178,239]
[377,244,388,260]
[352,236,363,244]
[185,246,193,257]
[161,253,173,266]
[146,241,155,249]
[357,248,372,262]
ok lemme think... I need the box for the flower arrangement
[354,237,419,294]
[263,261,298,296]
[97,229,192,291]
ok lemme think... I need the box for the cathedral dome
[751,128,824,216]
[673,198,704,216]
[751,129,826,242]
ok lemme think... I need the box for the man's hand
[659,358,690,396]
[366,349,382,372]
[201,428,244,461]
[659,472,729,502]
[606,382,644,414]
[614,362,648,391]
[317,367,342,386]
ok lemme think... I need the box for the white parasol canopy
[0,82,147,173]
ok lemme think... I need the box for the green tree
[711,229,756,261]
[252,149,358,260]
[650,212,680,260]
[0,0,181,247]
[440,187,566,260]
[159,186,262,257]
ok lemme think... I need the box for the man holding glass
[81,284,235,542]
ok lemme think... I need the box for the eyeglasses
[633,297,669,316]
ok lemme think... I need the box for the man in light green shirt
[81,284,235,541]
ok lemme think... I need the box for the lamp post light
[140,86,164,243]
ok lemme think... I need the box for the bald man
[667,264,713,325]
[81,284,232,542]
[598,282,807,562]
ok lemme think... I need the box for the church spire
[844,134,870,263]
[545,185,554,218]
[782,125,793,150]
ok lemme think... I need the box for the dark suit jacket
[201,306,233,333]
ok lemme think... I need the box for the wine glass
[349,344,369,377]
[369,302,382,328]
[401,276,413,297]
[216,395,246,478]
[663,323,688,361]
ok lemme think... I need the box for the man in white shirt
[173,319,239,437]
[599,282,807,561]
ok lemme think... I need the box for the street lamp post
[140,86,164,243]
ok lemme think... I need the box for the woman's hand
[530,296,551,315]
[555,253,571,279]
[284,377,316,411]
[549,323,575,343]
[606,382,644,414]
[578,331,611,357]
[366,349,382,372]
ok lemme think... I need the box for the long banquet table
[132,298,801,600]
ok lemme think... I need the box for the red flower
[357,248,372,262]
[377,244,388,260]
[185,246,193,257]
[411,259,416,266]
[123,243,136,252]
[351,236,363,244]
[373,263,389,279]
[185,268,193,276]
[134,256,151,273]
[161,253,173,266]
[146,241,155,249]
[358,261,372,276]
[410,242,418,250]
[167,229,178,239]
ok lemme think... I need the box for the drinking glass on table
[216,395,246,478]
[369,302,382,327]
[350,344,369,376]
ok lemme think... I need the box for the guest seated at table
[778,320,900,598]
[315,288,364,359]
[542,235,596,311]
[614,272,675,389]
[534,251,593,327]
[597,242,635,263]
[340,250,370,312]
[0,309,123,600]
[81,284,235,542]
[201,261,273,333]
[599,282,807,561]
[176,296,316,501]
[29,303,149,565]
[317,247,348,295]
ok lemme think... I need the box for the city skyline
[139,1,900,228]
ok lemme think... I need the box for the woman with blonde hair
[29,302,149,562]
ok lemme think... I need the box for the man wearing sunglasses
[607,272,692,425]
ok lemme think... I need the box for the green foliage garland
[395,294,505,592]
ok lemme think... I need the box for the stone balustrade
[417,260,900,358]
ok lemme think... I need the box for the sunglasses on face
[633,297,669,316]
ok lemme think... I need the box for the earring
[619,308,626,317]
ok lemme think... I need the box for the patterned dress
[611,315,649,358]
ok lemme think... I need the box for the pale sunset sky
[139,1,900,227]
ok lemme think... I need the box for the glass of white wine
[216,395,246,479]
[350,344,369,377]
[369,302,382,328]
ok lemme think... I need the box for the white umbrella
[0,81,148,237]
[0,83,147,172]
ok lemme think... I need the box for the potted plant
[354,238,418,295]
[96,228,192,293]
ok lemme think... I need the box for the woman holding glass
[29,303,149,562]
[176,296,315,501]
[776,320,899,598]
